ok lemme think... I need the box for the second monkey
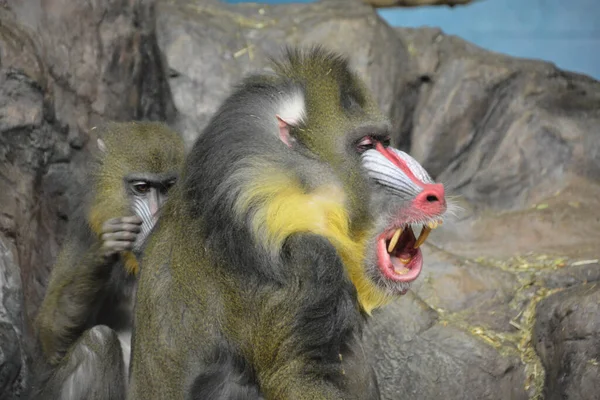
[28,121,186,400]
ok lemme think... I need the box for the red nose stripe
[375,142,425,188]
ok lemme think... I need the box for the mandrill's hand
[100,216,143,260]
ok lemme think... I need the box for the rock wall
[1,0,174,397]
[157,0,416,148]
[1,0,599,398]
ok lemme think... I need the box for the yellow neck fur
[236,169,391,314]
[123,252,140,275]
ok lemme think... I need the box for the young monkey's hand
[100,216,143,260]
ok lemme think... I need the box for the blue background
[224,0,600,80]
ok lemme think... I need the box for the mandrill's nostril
[414,183,446,214]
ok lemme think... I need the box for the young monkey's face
[126,174,177,252]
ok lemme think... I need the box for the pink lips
[376,231,423,283]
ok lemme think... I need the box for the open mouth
[376,220,442,284]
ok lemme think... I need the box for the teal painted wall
[225,0,600,79]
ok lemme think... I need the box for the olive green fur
[129,47,387,399]
[30,121,186,400]
[89,121,186,233]
[275,47,389,230]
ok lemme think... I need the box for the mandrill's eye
[132,181,150,195]
[381,136,391,148]
[355,136,375,154]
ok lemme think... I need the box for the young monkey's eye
[132,181,150,194]
[355,136,375,154]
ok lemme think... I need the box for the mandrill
[28,121,185,400]
[128,46,449,400]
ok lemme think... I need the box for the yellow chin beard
[123,251,139,275]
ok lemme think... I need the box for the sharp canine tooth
[387,228,403,253]
[414,225,432,249]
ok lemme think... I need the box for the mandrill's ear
[96,138,107,153]
[90,125,108,154]
[276,115,298,148]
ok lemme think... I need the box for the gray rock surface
[364,292,529,400]
[0,0,174,396]
[410,246,521,332]
[397,27,600,212]
[0,0,599,399]
[392,26,600,399]
[538,261,600,290]
[0,237,27,400]
[534,283,600,400]
[156,0,415,147]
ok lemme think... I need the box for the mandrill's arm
[253,234,378,400]
[35,216,141,365]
